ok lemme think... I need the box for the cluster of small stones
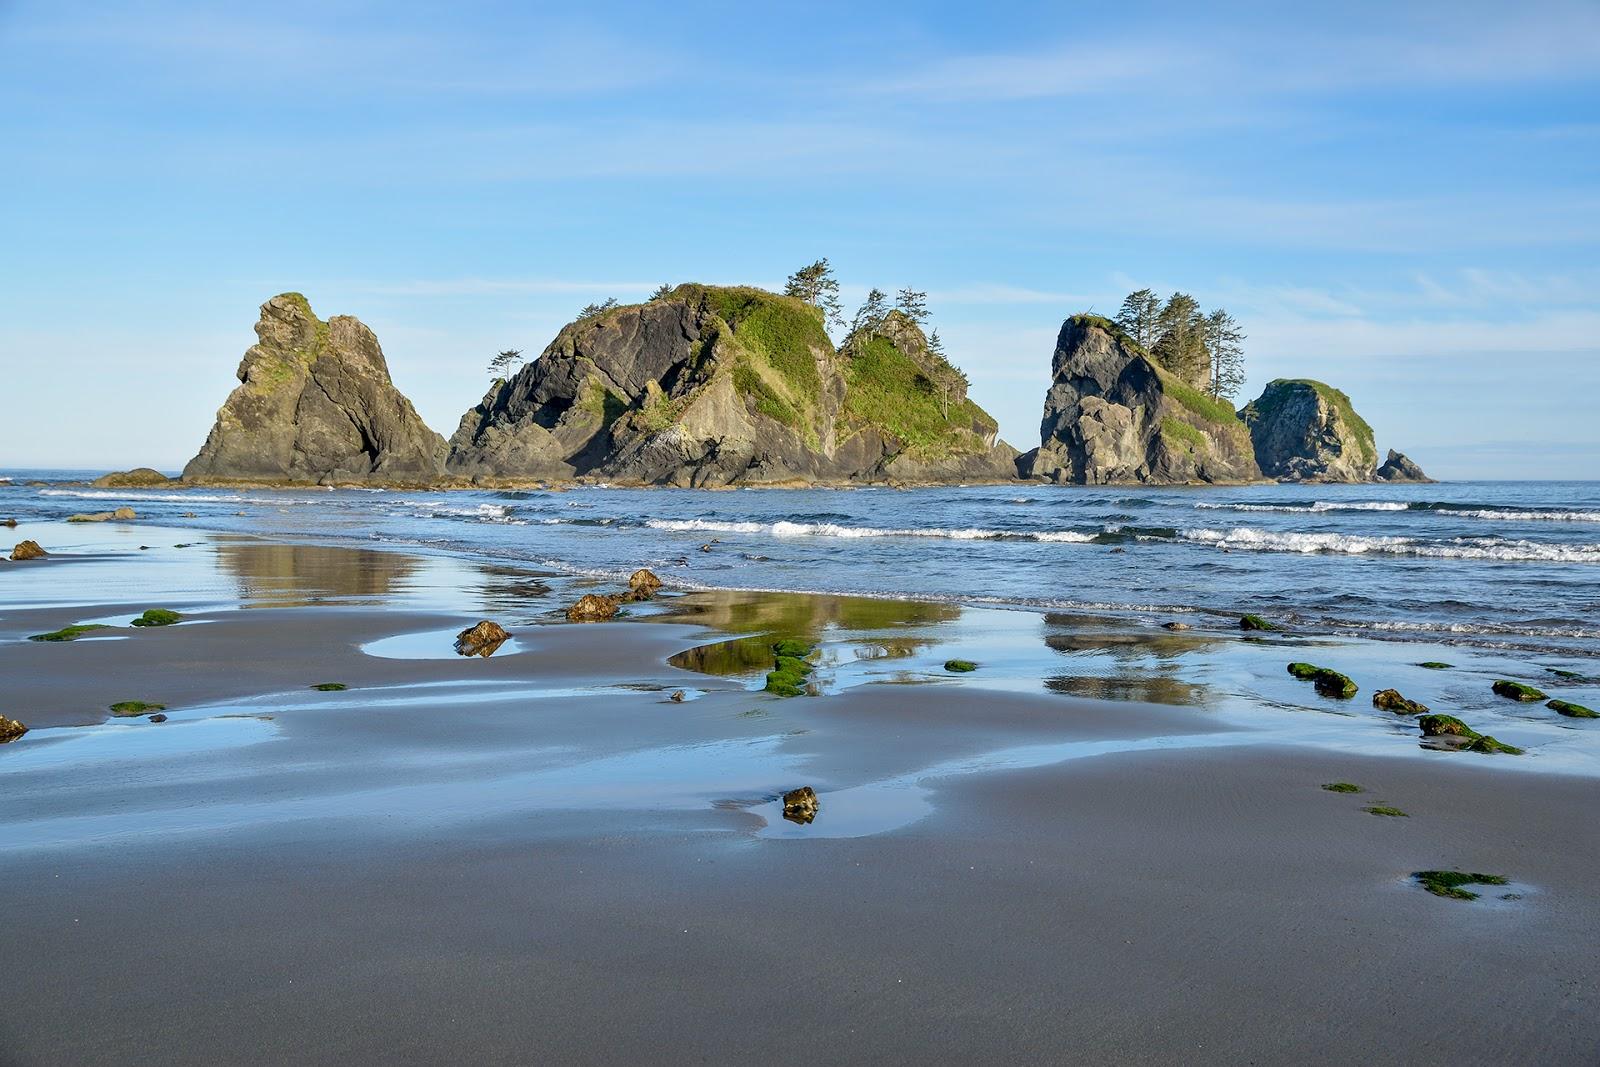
[565,568,665,623]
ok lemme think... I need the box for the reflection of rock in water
[473,566,553,615]
[1044,626,1219,662]
[1044,674,1205,706]
[214,540,420,606]
[455,620,512,658]
[664,590,959,639]
[782,786,819,825]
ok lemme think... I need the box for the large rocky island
[446,285,1018,487]
[184,293,446,486]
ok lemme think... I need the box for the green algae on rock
[109,701,166,717]
[1417,714,1523,755]
[310,683,349,692]
[1412,870,1509,901]
[1364,806,1408,817]
[944,659,978,673]
[1240,614,1280,632]
[1321,782,1363,793]
[1548,699,1597,719]
[1492,679,1547,702]
[765,638,818,697]
[131,608,182,627]
[1285,662,1356,698]
[1417,662,1453,670]
[28,623,112,642]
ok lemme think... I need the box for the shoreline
[3,525,1599,1062]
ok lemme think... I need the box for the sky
[1,0,1597,478]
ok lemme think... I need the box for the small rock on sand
[0,715,28,743]
[455,620,511,658]
[10,540,47,561]
[782,786,819,825]
[567,594,619,622]
[628,568,664,600]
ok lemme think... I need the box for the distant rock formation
[1375,449,1432,482]
[184,294,446,486]
[1242,379,1375,483]
[446,285,1017,486]
[1020,315,1261,484]
[92,468,172,488]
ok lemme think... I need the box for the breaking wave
[1179,526,1600,563]
[1195,499,1600,522]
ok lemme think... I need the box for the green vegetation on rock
[944,659,978,673]
[1548,699,1597,718]
[109,701,165,717]
[1413,870,1508,901]
[1492,679,1547,702]
[1286,662,1320,679]
[1321,782,1363,793]
[1364,806,1408,817]
[764,638,818,697]
[311,683,348,692]
[1417,714,1523,755]
[1417,662,1453,670]
[1372,688,1428,715]
[130,608,181,627]
[1240,614,1280,632]
[29,623,112,642]
[1285,662,1356,698]
[842,334,994,459]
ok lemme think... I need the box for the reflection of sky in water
[362,627,529,660]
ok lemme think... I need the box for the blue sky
[2,0,1597,478]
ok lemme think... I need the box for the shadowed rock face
[1242,379,1375,483]
[446,286,1018,486]
[1375,449,1432,482]
[1021,317,1261,485]
[183,294,446,486]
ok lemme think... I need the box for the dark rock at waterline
[455,620,512,657]
[148,713,168,723]
[1492,679,1547,702]
[669,690,686,703]
[1373,688,1429,715]
[627,568,664,600]
[1021,316,1261,485]
[1374,449,1432,483]
[566,594,619,622]
[184,293,447,486]
[92,468,173,488]
[1163,621,1191,631]
[782,786,819,825]
[10,540,47,561]
[1242,379,1375,483]
[1549,699,1597,719]
[1286,662,1357,698]
[0,715,27,743]
[1417,714,1523,755]
[1,518,16,528]
[67,507,137,523]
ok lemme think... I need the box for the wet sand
[2,525,1597,1064]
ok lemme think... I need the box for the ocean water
[4,472,1598,656]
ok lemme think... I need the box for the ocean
[6,472,1597,658]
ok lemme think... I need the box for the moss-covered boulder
[1285,662,1356,698]
[764,638,818,697]
[1492,679,1546,702]
[1548,699,1597,719]
[446,287,1017,486]
[1417,714,1522,755]
[1242,379,1375,482]
[28,623,110,642]
[1417,661,1452,670]
[1240,614,1279,632]
[1021,315,1261,485]
[10,540,47,561]
[131,608,181,627]
[1372,688,1428,714]
[0,715,27,743]
[109,701,165,717]
[184,293,447,486]
[944,659,978,673]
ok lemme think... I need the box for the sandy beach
[2,520,1598,1065]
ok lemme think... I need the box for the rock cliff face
[1375,449,1432,482]
[1020,316,1260,484]
[1241,379,1375,483]
[184,294,446,485]
[446,285,1017,486]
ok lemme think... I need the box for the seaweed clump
[1239,614,1280,632]
[1492,679,1547,702]
[1364,805,1408,817]
[1548,699,1597,719]
[765,639,817,697]
[944,659,978,673]
[1412,870,1508,901]
[1321,782,1363,793]
[28,624,111,642]
[1417,714,1523,755]
[109,701,166,717]
[1285,662,1357,698]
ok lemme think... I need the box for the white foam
[1180,526,1600,563]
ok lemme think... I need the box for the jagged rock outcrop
[1375,449,1432,482]
[1020,316,1261,484]
[1241,379,1375,483]
[184,294,446,486]
[446,286,1018,486]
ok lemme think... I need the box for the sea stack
[1240,379,1376,483]
[1021,315,1261,484]
[1375,449,1432,482]
[184,293,446,486]
[446,284,1017,486]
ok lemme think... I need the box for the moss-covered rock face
[1242,379,1376,482]
[446,286,1018,486]
[0,715,28,743]
[131,608,182,627]
[764,638,818,697]
[1022,316,1261,485]
[184,293,447,486]
[1285,661,1356,697]
[1417,714,1523,754]
[1372,688,1429,714]
[109,701,165,717]
[1548,699,1597,718]
[944,659,978,673]
[1492,679,1547,702]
